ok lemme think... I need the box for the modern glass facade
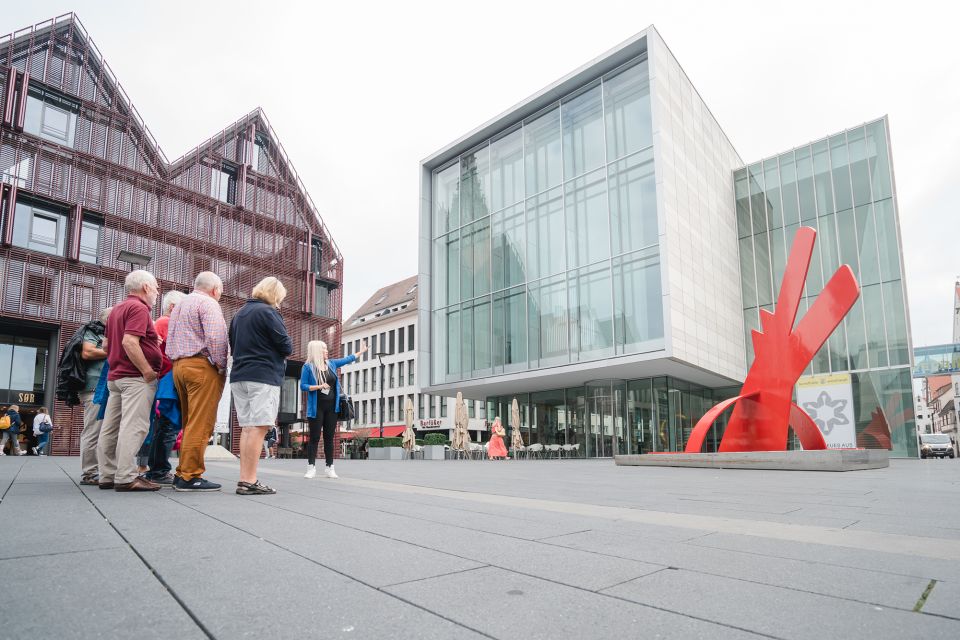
[430,56,664,386]
[487,378,734,457]
[735,118,917,457]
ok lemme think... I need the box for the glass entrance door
[585,380,626,457]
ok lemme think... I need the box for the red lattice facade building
[0,14,344,456]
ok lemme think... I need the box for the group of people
[70,267,365,495]
[0,405,54,456]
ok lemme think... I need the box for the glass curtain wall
[432,56,663,386]
[486,377,720,457]
[734,118,916,456]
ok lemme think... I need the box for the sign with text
[796,374,856,449]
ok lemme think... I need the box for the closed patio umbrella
[452,392,471,456]
[510,398,524,453]
[402,397,416,456]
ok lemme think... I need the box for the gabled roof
[345,276,418,329]
[1,13,340,260]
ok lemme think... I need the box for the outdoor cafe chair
[561,444,575,458]
[526,443,544,459]
[545,444,562,459]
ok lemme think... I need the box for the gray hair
[99,306,113,323]
[124,269,157,294]
[193,271,223,293]
[161,290,186,315]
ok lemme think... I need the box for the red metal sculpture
[685,227,860,453]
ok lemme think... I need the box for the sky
[6,0,960,347]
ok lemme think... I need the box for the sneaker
[325,465,338,479]
[80,474,99,486]
[236,480,276,495]
[173,476,221,492]
[150,473,175,487]
[30,447,37,455]
[304,464,316,479]
[16,450,26,456]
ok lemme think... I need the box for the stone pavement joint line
[156,489,501,640]
[56,464,219,640]
[223,463,960,562]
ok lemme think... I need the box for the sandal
[236,480,276,495]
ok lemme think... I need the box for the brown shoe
[98,481,115,490]
[80,475,99,486]
[114,477,161,492]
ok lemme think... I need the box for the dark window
[440,398,448,418]
[354,340,360,354]
[79,216,102,264]
[389,364,395,388]
[23,85,79,147]
[210,163,237,204]
[389,331,395,354]
[398,327,405,353]
[311,240,322,274]
[398,362,405,387]
[363,370,368,392]
[408,324,415,351]
[408,359,414,386]
[428,394,436,419]
[314,283,330,317]
[251,134,268,173]
[371,334,377,356]
[388,397,395,422]
[12,200,67,256]
[380,332,386,354]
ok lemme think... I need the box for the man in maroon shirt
[96,270,164,491]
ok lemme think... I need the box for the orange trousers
[174,356,225,481]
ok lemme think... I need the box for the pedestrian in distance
[487,416,508,460]
[32,407,54,456]
[263,425,278,459]
[0,405,25,456]
[166,272,228,492]
[300,339,367,479]
[229,277,293,495]
[96,270,163,492]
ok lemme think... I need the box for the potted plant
[368,437,405,460]
[422,433,447,460]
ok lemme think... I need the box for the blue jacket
[155,370,181,428]
[94,361,110,420]
[299,355,356,418]
[229,299,294,387]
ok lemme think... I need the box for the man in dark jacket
[0,405,25,456]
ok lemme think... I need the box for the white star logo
[802,391,850,435]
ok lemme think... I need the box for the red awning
[342,426,407,439]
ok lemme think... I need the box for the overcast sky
[8,0,959,347]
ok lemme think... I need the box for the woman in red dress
[487,417,508,460]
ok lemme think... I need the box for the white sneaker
[304,465,317,479]
[325,465,338,479]
[17,450,26,456]
[0,451,6,456]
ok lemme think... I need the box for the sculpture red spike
[684,226,861,453]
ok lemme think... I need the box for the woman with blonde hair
[487,416,508,460]
[300,338,367,478]
[229,277,293,495]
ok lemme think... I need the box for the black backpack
[56,320,104,406]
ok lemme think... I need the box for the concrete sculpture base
[614,449,889,472]
[203,444,238,460]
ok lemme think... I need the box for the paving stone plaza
[2,456,959,639]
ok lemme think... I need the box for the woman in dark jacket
[1,405,25,456]
[228,277,293,495]
[300,339,366,478]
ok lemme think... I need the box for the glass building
[735,119,916,457]
[419,27,916,457]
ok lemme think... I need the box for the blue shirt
[299,355,356,418]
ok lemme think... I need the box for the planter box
[421,445,446,460]
[368,446,404,460]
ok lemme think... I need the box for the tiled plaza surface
[2,455,959,639]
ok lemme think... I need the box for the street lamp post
[375,352,388,438]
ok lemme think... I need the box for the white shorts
[231,381,280,428]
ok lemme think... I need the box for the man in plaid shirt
[166,271,228,492]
